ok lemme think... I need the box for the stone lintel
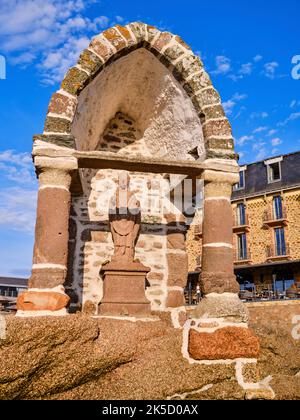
[33,139,76,158]
[31,150,240,180]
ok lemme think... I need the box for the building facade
[187,151,300,298]
[0,277,28,311]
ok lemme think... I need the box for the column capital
[35,156,78,190]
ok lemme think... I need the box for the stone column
[188,168,260,362]
[17,157,77,316]
[201,169,240,295]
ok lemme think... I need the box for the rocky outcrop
[0,302,299,400]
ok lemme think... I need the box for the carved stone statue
[109,172,141,263]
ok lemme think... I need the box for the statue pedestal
[99,261,151,316]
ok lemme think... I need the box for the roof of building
[232,150,300,200]
[0,277,28,288]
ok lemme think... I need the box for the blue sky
[0,0,299,277]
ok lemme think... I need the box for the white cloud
[212,55,232,75]
[115,16,124,23]
[252,142,268,161]
[0,0,116,84]
[267,129,278,137]
[253,126,268,134]
[237,135,254,147]
[290,100,300,108]
[251,111,269,119]
[278,112,300,127]
[253,55,263,62]
[271,137,282,146]
[0,187,37,233]
[239,62,253,76]
[223,93,247,115]
[263,62,279,79]
[0,150,37,233]
[0,150,36,185]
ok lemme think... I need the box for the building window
[273,196,283,220]
[237,203,246,226]
[237,233,248,260]
[267,161,281,183]
[274,228,286,256]
[234,171,245,191]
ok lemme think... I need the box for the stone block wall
[67,167,190,314]
[284,190,300,260]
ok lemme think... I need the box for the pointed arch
[39,22,236,160]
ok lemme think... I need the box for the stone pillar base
[189,293,260,360]
[99,261,151,316]
[16,287,70,316]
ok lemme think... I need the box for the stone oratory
[16,23,266,383]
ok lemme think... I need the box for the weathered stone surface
[100,261,151,316]
[91,231,109,243]
[78,49,103,74]
[103,27,127,51]
[44,116,71,134]
[203,119,232,139]
[163,44,185,63]
[167,233,186,250]
[33,134,76,149]
[89,35,115,62]
[206,149,238,161]
[82,300,97,315]
[147,272,164,282]
[0,316,239,400]
[175,35,191,51]
[17,291,70,312]
[166,290,185,308]
[173,54,203,81]
[127,22,146,44]
[201,273,240,295]
[0,304,299,400]
[205,136,235,151]
[184,72,212,95]
[115,25,135,46]
[146,25,159,43]
[192,87,221,108]
[61,67,90,95]
[202,104,225,120]
[29,268,67,289]
[47,93,77,120]
[167,253,188,287]
[202,201,233,246]
[32,188,71,266]
[193,293,249,323]
[188,327,260,360]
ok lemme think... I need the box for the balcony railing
[263,207,288,227]
[233,213,249,227]
[233,214,250,233]
[266,244,290,260]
